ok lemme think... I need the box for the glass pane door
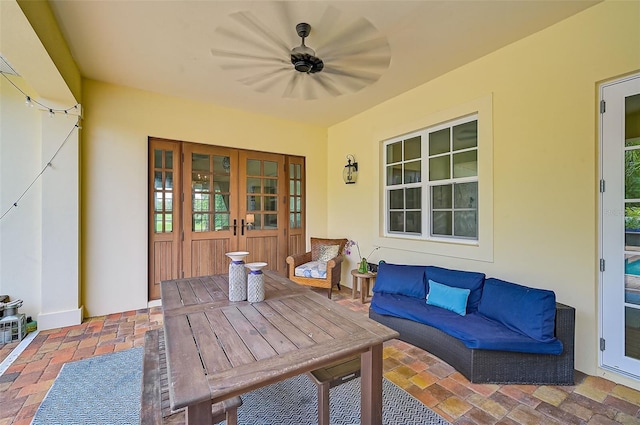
[601,74,640,378]
[183,144,238,278]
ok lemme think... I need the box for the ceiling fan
[210,8,391,100]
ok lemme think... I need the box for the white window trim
[373,94,494,263]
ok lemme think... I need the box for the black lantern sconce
[343,154,358,184]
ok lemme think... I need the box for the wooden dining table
[160,270,398,424]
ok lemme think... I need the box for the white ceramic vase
[245,262,267,303]
[226,251,249,302]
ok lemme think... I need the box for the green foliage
[626,206,640,230]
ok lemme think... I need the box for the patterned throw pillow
[318,244,340,262]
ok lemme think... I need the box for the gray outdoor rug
[32,347,450,425]
[32,347,144,425]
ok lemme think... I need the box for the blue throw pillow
[372,263,427,299]
[426,280,471,316]
[426,266,485,313]
[478,278,557,342]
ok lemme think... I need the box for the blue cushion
[372,263,427,299]
[371,292,563,354]
[478,278,557,342]
[426,266,485,313]
[426,280,470,316]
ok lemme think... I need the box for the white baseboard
[37,306,84,330]
[147,299,162,308]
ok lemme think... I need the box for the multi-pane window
[384,115,479,241]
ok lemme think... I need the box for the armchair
[286,237,348,299]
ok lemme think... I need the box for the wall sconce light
[343,154,358,184]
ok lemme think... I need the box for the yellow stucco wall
[327,0,640,388]
[81,79,327,317]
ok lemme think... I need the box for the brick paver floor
[1,288,639,424]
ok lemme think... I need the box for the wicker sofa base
[369,303,575,385]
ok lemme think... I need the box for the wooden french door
[149,138,302,300]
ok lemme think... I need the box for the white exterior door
[600,73,640,379]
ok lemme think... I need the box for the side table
[350,269,376,303]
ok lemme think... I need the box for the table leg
[360,343,383,425]
[360,278,368,304]
[352,275,358,299]
[186,400,212,424]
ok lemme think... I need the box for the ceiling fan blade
[220,62,287,71]
[321,37,390,61]
[229,11,291,56]
[309,6,341,47]
[237,68,290,87]
[215,27,285,57]
[210,48,287,64]
[325,55,391,69]
[311,74,343,97]
[322,66,382,84]
[316,17,378,52]
[283,73,303,98]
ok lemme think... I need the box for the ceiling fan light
[294,61,312,73]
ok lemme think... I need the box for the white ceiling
[48,0,599,127]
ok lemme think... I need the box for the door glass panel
[192,153,210,171]
[214,213,230,231]
[625,92,640,362]
[247,178,261,193]
[214,194,229,211]
[264,179,277,194]
[165,172,173,190]
[165,193,173,211]
[264,214,277,229]
[264,161,278,177]
[247,159,261,176]
[265,196,277,211]
[154,150,163,168]
[213,156,230,174]
[165,151,173,169]
[165,214,173,232]
[155,193,163,211]
[247,196,261,211]
[154,172,163,190]
[254,214,262,229]
[193,213,210,231]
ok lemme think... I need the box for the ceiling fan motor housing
[291,53,324,73]
[291,22,324,73]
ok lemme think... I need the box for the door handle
[241,219,245,236]
[232,219,237,236]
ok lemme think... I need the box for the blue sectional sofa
[368,263,575,385]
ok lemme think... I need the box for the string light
[1,71,81,115]
[0,71,82,222]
